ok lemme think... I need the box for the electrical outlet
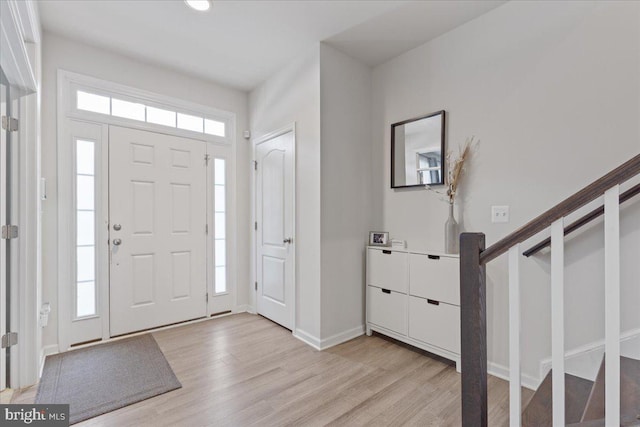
[491,205,509,223]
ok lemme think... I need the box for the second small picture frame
[369,231,390,247]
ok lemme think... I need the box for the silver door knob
[113,238,122,246]
[283,237,293,244]
[113,224,122,231]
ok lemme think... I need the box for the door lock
[113,224,122,231]
[113,238,122,246]
[283,237,293,244]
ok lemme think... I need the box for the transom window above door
[61,70,235,145]
[75,89,226,138]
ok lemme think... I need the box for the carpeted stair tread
[522,370,594,426]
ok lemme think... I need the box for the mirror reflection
[391,111,445,188]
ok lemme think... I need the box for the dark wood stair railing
[460,153,640,426]
[523,182,640,257]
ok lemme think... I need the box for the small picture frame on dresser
[369,231,389,246]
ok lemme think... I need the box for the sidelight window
[75,139,97,317]
[214,158,227,294]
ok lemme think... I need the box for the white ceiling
[38,0,506,91]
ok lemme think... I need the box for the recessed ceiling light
[184,0,211,12]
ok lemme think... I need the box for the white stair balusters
[604,186,621,427]
[550,219,566,426]
[508,244,522,427]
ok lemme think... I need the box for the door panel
[109,126,206,336]
[256,130,294,329]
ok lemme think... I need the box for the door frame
[1,0,41,389]
[56,71,237,352]
[252,123,296,331]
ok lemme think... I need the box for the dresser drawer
[408,296,460,354]
[367,248,407,293]
[367,286,407,335]
[409,253,459,305]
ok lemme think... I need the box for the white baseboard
[293,328,322,350]
[246,306,256,314]
[488,361,540,391]
[293,325,365,351]
[320,325,365,350]
[40,344,59,377]
[233,304,250,314]
[540,327,640,382]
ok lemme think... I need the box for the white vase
[444,202,459,254]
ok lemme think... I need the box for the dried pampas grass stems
[426,136,476,204]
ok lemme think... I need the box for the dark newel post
[460,232,487,427]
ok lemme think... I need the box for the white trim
[232,304,250,314]
[17,90,40,387]
[488,361,539,391]
[0,0,41,390]
[539,327,640,382]
[252,123,297,333]
[39,345,59,378]
[293,328,322,351]
[13,1,40,44]
[0,1,37,92]
[59,70,234,145]
[319,325,365,350]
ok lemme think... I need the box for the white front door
[255,130,295,329]
[109,126,207,336]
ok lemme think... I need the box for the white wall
[319,43,373,341]
[249,45,322,339]
[372,0,640,384]
[40,32,250,350]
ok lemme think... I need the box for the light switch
[491,205,509,223]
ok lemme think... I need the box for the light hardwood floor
[12,313,531,426]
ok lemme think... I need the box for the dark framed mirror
[391,110,445,188]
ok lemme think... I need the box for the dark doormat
[36,334,181,424]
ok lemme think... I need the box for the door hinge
[206,293,209,303]
[205,224,209,235]
[254,221,258,231]
[1,225,18,240]
[253,160,258,171]
[1,116,18,132]
[205,154,211,165]
[1,332,18,348]
[255,281,258,291]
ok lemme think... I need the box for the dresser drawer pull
[427,255,440,260]
[382,250,392,254]
[427,299,440,306]
[381,288,391,294]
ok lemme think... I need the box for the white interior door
[256,130,295,329]
[109,126,207,336]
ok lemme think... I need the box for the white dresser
[365,246,461,370]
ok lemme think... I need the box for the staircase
[522,356,640,426]
[458,153,640,427]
